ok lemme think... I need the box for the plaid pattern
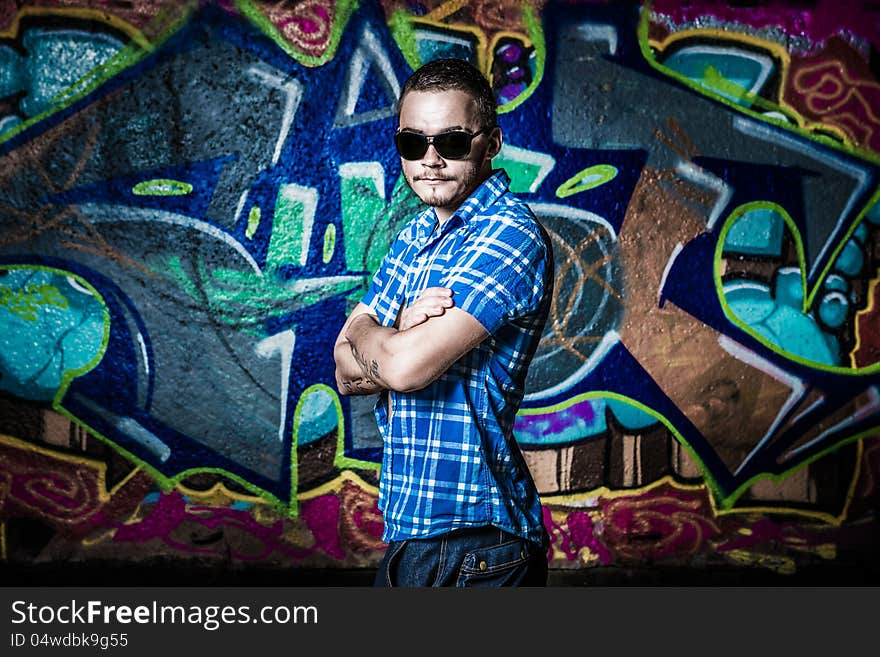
[360,170,552,545]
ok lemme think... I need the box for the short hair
[397,58,497,131]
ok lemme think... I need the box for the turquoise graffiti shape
[0,266,107,403]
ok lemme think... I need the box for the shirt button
[479,561,488,571]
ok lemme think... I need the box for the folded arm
[334,292,488,395]
[334,303,385,396]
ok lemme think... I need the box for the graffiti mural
[1,0,878,579]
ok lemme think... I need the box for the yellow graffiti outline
[640,0,880,165]
[520,389,864,523]
[299,469,378,500]
[0,432,110,503]
[0,7,150,47]
[175,480,266,508]
[647,22,801,123]
[0,4,196,147]
[851,272,880,368]
[790,60,880,146]
[651,29,860,149]
[0,432,155,509]
[388,2,545,114]
[539,453,862,527]
[404,16,490,76]
[424,0,470,23]
[56,401,297,518]
[178,469,380,506]
[487,25,537,79]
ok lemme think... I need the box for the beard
[405,159,482,211]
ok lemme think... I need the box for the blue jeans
[374,525,549,587]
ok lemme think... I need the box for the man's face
[397,89,499,221]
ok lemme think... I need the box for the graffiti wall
[1,0,878,580]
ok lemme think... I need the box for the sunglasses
[394,128,485,160]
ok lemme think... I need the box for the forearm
[334,338,384,396]
[343,314,402,391]
[345,311,482,393]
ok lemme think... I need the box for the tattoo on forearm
[343,377,374,393]
[349,342,380,383]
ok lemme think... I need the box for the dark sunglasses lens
[394,132,428,160]
[434,132,472,159]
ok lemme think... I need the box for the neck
[434,207,453,224]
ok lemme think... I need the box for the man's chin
[417,191,455,208]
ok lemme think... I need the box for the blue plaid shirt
[359,170,552,545]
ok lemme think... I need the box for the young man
[333,58,554,587]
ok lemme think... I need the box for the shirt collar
[455,168,510,224]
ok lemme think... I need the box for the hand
[398,287,453,331]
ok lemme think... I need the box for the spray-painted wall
[1,0,878,578]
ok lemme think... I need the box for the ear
[485,126,503,161]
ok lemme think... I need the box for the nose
[422,143,444,166]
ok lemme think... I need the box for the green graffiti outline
[714,198,880,374]
[132,179,193,196]
[555,164,618,198]
[497,2,546,115]
[516,389,870,513]
[386,2,545,114]
[246,205,261,239]
[638,0,880,165]
[234,0,358,68]
[0,264,110,408]
[57,403,298,516]
[387,9,420,72]
[0,3,198,146]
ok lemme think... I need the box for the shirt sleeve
[440,218,549,335]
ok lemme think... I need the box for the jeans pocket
[456,539,534,587]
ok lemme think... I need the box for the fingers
[399,310,429,331]
[400,305,444,331]
[398,288,454,331]
[417,287,453,307]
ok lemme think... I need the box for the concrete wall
[1,0,878,581]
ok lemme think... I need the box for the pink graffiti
[543,505,614,564]
[716,516,819,553]
[514,398,596,436]
[651,0,880,53]
[300,492,345,559]
[277,4,329,36]
[600,486,720,561]
[107,490,347,561]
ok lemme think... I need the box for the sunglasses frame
[394,128,486,161]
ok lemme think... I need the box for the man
[333,58,554,587]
